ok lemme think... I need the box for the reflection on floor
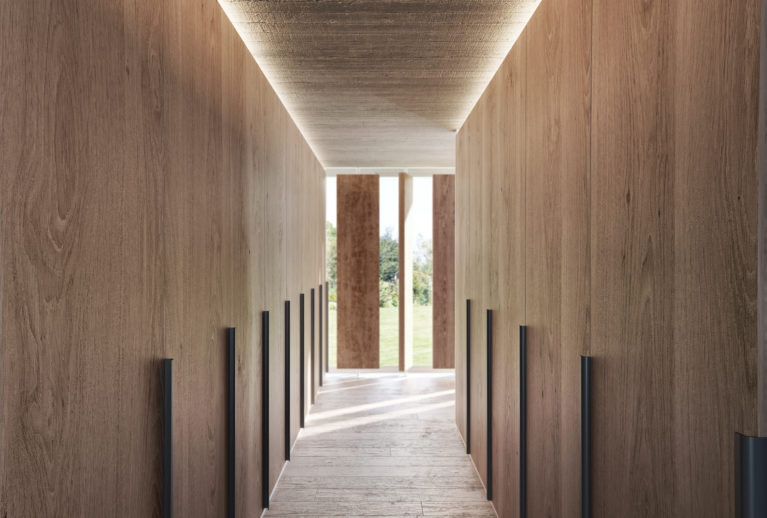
[265,372,497,517]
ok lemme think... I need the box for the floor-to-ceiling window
[379,177,400,367]
[326,176,338,368]
[411,177,433,366]
[328,174,437,370]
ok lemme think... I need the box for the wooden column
[337,175,380,368]
[433,175,455,368]
[399,173,414,371]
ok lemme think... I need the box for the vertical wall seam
[758,0,767,435]
[588,0,594,361]
[524,33,528,325]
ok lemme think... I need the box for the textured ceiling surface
[220,0,540,168]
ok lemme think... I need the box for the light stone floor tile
[265,372,496,518]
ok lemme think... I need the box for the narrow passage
[266,372,496,517]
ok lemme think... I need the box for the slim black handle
[310,288,315,404]
[325,281,330,373]
[581,356,592,518]
[299,294,305,428]
[319,284,323,387]
[285,301,291,461]
[162,359,173,518]
[261,313,270,510]
[736,433,767,517]
[227,328,235,518]
[466,299,471,455]
[486,309,493,501]
[520,325,527,518]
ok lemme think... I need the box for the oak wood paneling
[590,4,676,514]
[433,175,455,369]
[164,2,231,515]
[454,127,469,442]
[222,12,265,516]
[670,0,759,514]
[0,0,326,515]
[263,71,287,493]
[0,0,166,514]
[524,0,591,516]
[457,0,758,516]
[489,37,526,518]
[591,0,759,514]
[466,87,486,483]
[760,0,767,437]
[337,175,380,368]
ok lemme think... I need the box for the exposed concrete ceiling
[219,0,540,169]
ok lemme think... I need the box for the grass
[328,305,433,368]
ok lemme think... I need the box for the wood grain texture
[0,0,165,515]
[592,0,759,515]
[761,0,767,437]
[456,0,758,515]
[524,0,591,516]
[489,37,526,518]
[399,173,414,371]
[590,2,676,511]
[164,1,229,515]
[454,127,468,443]
[432,175,455,369]
[0,0,326,515]
[456,36,529,515]
[466,88,486,484]
[337,175,380,368]
[669,0,759,514]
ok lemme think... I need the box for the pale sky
[325,177,433,241]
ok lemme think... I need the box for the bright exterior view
[326,176,434,368]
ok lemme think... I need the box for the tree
[326,221,337,291]
[379,229,399,307]
[413,236,432,305]
[379,228,398,283]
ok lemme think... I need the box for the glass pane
[379,177,399,367]
[412,177,433,366]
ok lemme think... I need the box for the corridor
[1,0,764,516]
[266,373,495,517]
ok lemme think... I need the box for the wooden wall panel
[285,120,301,455]
[590,0,676,511]
[0,1,166,514]
[457,0,760,516]
[222,15,267,514]
[164,2,229,516]
[490,38,526,518]
[466,96,484,475]
[524,0,591,516]
[670,0,758,514]
[760,0,767,437]
[0,0,326,515]
[263,72,287,494]
[432,174,455,369]
[337,175,380,368]
[454,128,469,442]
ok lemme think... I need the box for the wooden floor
[267,371,496,517]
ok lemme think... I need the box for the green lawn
[328,306,433,368]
